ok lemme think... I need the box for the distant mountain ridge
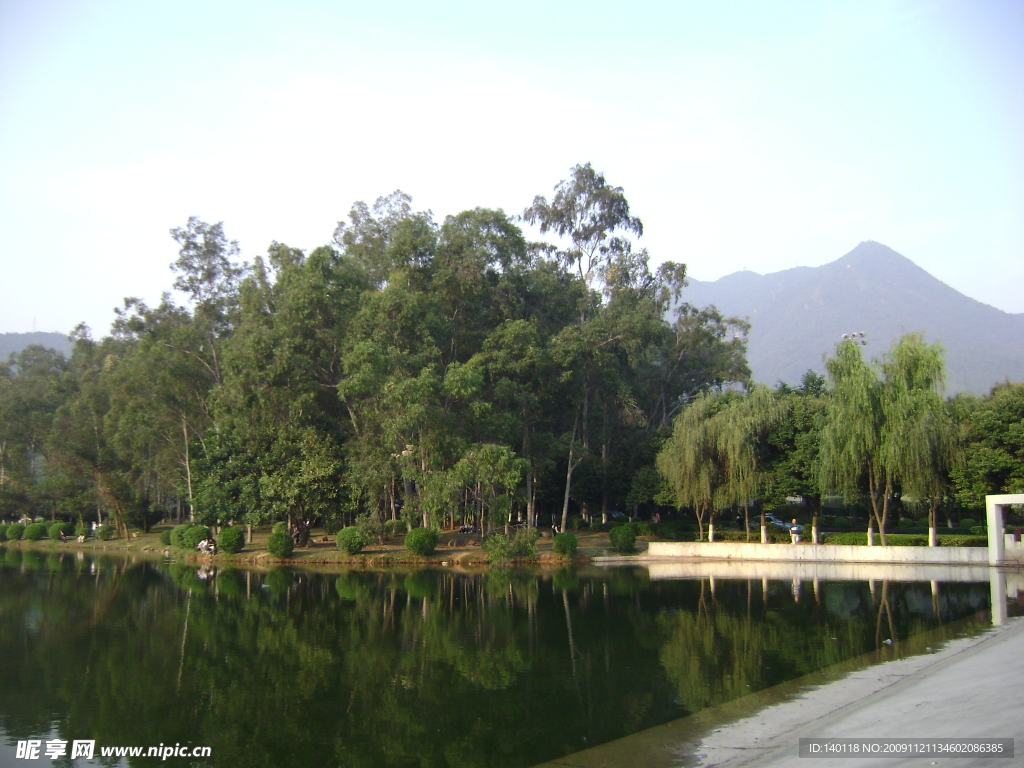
[0,332,74,362]
[682,241,1024,394]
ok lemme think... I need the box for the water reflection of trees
[0,553,991,768]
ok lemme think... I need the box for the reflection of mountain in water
[0,550,993,768]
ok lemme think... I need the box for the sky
[1,0,1022,335]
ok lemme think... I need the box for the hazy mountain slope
[682,241,1024,394]
[0,332,74,361]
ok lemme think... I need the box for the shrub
[609,525,636,553]
[169,524,191,548]
[272,521,290,536]
[217,526,245,554]
[51,521,74,535]
[938,535,988,547]
[7,523,26,540]
[404,527,439,557]
[567,514,587,530]
[75,526,90,539]
[24,523,48,540]
[336,526,368,555]
[658,520,692,540]
[49,523,68,541]
[830,516,849,528]
[181,525,211,551]
[482,533,511,563]
[356,512,384,544]
[510,528,538,559]
[553,532,578,558]
[95,524,115,541]
[267,531,294,558]
[959,518,976,529]
[898,518,915,529]
[970,525,987,536]
[627,521,658,537]
[0,526,7,542]
[159,529,172,546]
[383,518,407,537]
[323,518,343,535]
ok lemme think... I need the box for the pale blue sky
[2,0,1022,334]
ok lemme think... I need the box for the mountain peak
[679,242,1024,394]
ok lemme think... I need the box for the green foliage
[383,518,407,537]
[75,526,89,539]
[271,521,289,536]
[482,533,512,563]
[95,524,115,541]
[169,524,190,548]
[217,526,245,554]
[898,518,915,529]
[970,525,987,536]
[511,528,537,559]
[355,512,384,544]
[609,525,636,553]
[181,525,211,550]
[0,526,7,542]
[404,527,439,557]
[266,531,294,558]
[159,529,172,546]
[567,514,587,530]
[6,523,25,540]
[820,532,988,547]
[48,523,68,540]
[830,516,850,528]
[336,527,368,555]
[24,523,48,540]
[552,532,578,558]
[958,518,976,529]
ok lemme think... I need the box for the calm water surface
[0,549,995,767]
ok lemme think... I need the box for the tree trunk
[928,501,938,547]
[182,416,194,522]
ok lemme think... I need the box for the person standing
[790,519,803,544]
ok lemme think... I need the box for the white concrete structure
[986,493,1024,566]
[639,540,990,566]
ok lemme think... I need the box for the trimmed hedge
[7,523,26,540]
[267,531,294,558]
[217,526,245,554]
[169,524,191,548]
[383,519,407,537]
[159,529,172,546]
[821,532,988,547]
[609,525,636,553]
[49,523,68,541]
[553,532,578,558]
[181,525,210,550]
[336,527,368,555]
[404,527,439,557]
[959,518,976,529]
[24,523,48,540]
[272,521,289,536]
[75,526,89,539]
[0,526,7,542]
[96,524,115,541]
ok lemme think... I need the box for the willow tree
[716,386,789,542]
[819,334,951,546]
[656,394,721,541]
[658,388,787,542]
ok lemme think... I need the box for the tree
[819,334,953,545]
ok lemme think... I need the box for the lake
[0,548,999,767]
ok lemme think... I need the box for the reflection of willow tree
[0,556,993,768]
[655,579,990,715]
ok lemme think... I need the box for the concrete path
[532,618,1024,768]
[690,617,1024,768]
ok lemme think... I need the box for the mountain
[0,332,74,362]
[681,241,1024,394]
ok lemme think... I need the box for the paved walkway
[692,617,1024,768]
[533,617,1024,768]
